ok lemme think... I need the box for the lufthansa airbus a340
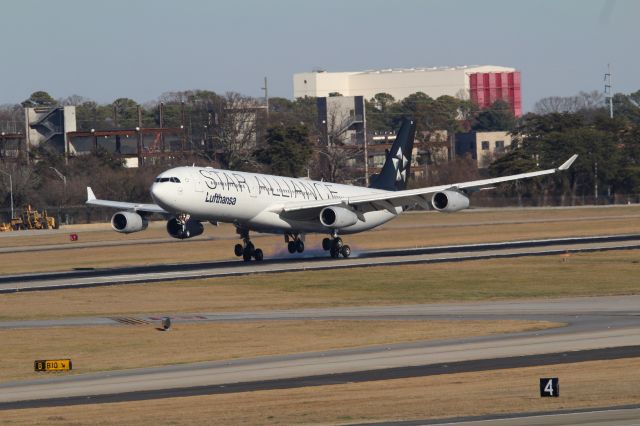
[87,119,577,261]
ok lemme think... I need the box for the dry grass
[0,320,557,383]
[1,250,639,321]
[2,358,639,425]
[1,206,640,274]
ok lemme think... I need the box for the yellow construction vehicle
[3,206,58,231]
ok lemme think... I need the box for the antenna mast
[604,64,613,118]
[261,77,269,119]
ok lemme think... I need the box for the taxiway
[1,295,639,409]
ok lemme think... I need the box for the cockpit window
[154,177,181,183]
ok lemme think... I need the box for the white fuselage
[150,166,402,235]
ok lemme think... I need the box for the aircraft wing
[281,154,577,216]
[85,187,167,214]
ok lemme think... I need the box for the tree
[111,98,140,129]
[268,96,317,129]
[58,95,92,107]
[75,101,113,131]
[214,92,265,170]
[472,100,516,131]
[371,93,395,111]
[618,124,640,194]
[498,110,624,205]
[533,91,604,114]
[256,123,313,177]
[612,93,640,125]
[0,103,23,133]
[21,91,57,108]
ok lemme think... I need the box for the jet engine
[111,211,148,233]
[166,217,204,239]
[431,190,470,213]
[319,206,359,229]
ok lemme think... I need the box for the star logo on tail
[393,147,409,183]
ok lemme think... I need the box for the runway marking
[108,317,151,326]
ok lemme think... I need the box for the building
[294,65,521,116]
[317,96,365,146]
[25,106,76,155]
[455,131,513,168]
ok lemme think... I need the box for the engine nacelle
[319,206,359,229]
[166,217,204,239]
[431,190,470,213]
[111,211,148,233]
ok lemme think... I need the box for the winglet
[558,154,578,171]
[87,187,96,202]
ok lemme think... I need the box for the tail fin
[369,118,416,191]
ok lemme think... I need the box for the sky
[1,0,637,112]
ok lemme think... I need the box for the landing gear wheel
[328,237,346,259]
[287,241,296,254]
[234,244,243,257]
[254,248,263,261]
[295,240,304,253]
[334,237,343,249]
[330,246,339,258]
[322,238,331,251]
[243,242,255,262]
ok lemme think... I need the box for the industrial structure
[25,106,77,155]
[294,65,522,117]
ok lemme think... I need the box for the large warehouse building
[293,65,521,116]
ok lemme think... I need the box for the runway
[1,295,639,409]
[2,233,640,293]
[358,406,640,425]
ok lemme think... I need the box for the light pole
[0,170,13,220]
[49,167,67,225]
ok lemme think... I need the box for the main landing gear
[234,229,263,262]
[285,233,305,254]
[322,234,351,259]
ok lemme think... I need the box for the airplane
[87,119,577,261]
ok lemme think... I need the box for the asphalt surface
[1,231,639,417]
[1,295,639,408]
[2,233,640,293]
[1,347,638,410]
[357,406,640,425]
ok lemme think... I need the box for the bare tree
[214,92,265,170]
[315,107,363,183]
[0,103,23,133]
[58,95,92,106]
[534,91,604,114]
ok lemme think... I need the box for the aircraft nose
[150,182,166,205]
